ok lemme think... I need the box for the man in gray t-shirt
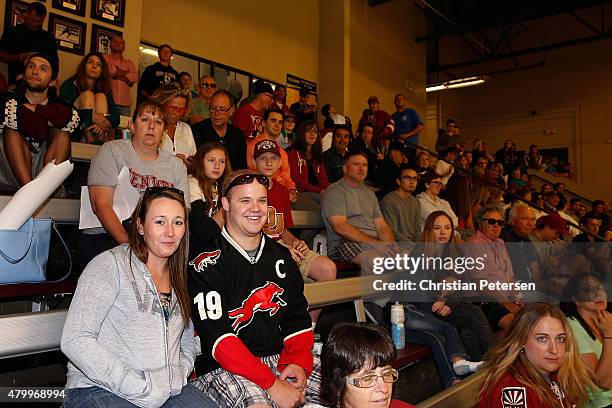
[321,150,395,266]
[380,167,421,242]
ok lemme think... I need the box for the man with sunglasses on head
[188,75,216,125]
[191,89,246,170]
[188,169,322,408]
[234,79,274,141]
[380,166,421,243]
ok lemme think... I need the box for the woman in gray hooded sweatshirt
[61,187,216,407]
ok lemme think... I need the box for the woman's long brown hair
[128,188,191,323]
[72,52,112,96]
[190,142,232,213]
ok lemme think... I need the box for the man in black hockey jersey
[188,169,322,408]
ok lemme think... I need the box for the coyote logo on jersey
[190,250,221,272]
[228,281,287,333]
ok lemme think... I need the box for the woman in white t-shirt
[151,84,196,168]
[188,142,232,247]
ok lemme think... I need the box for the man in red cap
[357,95,394,153]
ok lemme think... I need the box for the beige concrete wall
[432,39,612,202]
[140,0,319,85]
[0,0,143,97]
[348,0,427,145]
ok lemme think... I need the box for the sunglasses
[200,83,217,89]
[483,218,505,226]
[223,173,270,196]
[145,186,183,196]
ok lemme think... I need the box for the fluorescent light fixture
[426,75,488,92]
[139,46,158,57]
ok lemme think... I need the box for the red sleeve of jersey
[277,328,314,375]
[214,334,277,390]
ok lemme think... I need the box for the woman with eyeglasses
[479,303,596,408]
[59,52,120,144]
[79,100,189,271]
[287,119,330,204]
[560,273,612,407]
[416,172,459,234]
[467,204,519,336]
[151,84,196,169]
[320,322,415,408]
[62,188,216,408]
[188,142,232,247]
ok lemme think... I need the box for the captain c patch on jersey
[190,249,222,272]
[501,386,527,408]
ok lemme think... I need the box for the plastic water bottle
[390,302,405,350]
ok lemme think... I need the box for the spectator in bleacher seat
[187,75,216,125]
[572,215,607,271]
[375,142,407,199]
[416,172,458,233]
[435,118,462,155]
[178,72,198,100]
[541,183,554,195]
[254,140,336,325]
[290,87,316,127]
[560,273,612,408]
[545,156,560,176]
[59,52,120,144]
[103,36,137,117]
[411,151,434,195]
[324,125,351,183]
[0,53,79,192]
[434,146,459,187]
[446,152,473,229]
[507,167,528,191]
[358,96,394,153]
[467,205,518,334]
[479,303,595,408]
[391,93,423,158]
[322,150,396,267]
[137,44,179,105]
[495,139,520,175]
[415,211,496,362]
[191,89,246,170]
[271,84,290,116]
[471,139,491,164]
[0,2,57,86]
[380,166,421,243]
[61,187,216,408]
[188,142,231,248]
[543,191,561,213]
[150,84,196,168]
[234,79,273,141]
[348,123,383,182]
[567,197,583,221]
[79,100,189,270]
[321,103,335,129]
[500,203,543,284]
[591,199,610,232]
[524,143,544,170]
[287,119,331,204]
[320,322,416,408]
[279,112,296,150]
[188,170,323,407]
[247,108,295,191]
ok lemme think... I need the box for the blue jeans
[62,384,217,408]
[403,303,469,388]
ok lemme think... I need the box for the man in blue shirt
[391,93,423,158]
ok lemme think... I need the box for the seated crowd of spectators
[0,4,610,408]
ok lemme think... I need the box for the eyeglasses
[483,218,505,226]
[145,186,183,196]
[223,173,270,196]
[209,106,232,114]
[401,176,418,181]
[305,128,319,134]
[349,369,398,388]
[429,181,444,186]
[200,82,217,89]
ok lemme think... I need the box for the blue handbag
[0,218,63,284]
